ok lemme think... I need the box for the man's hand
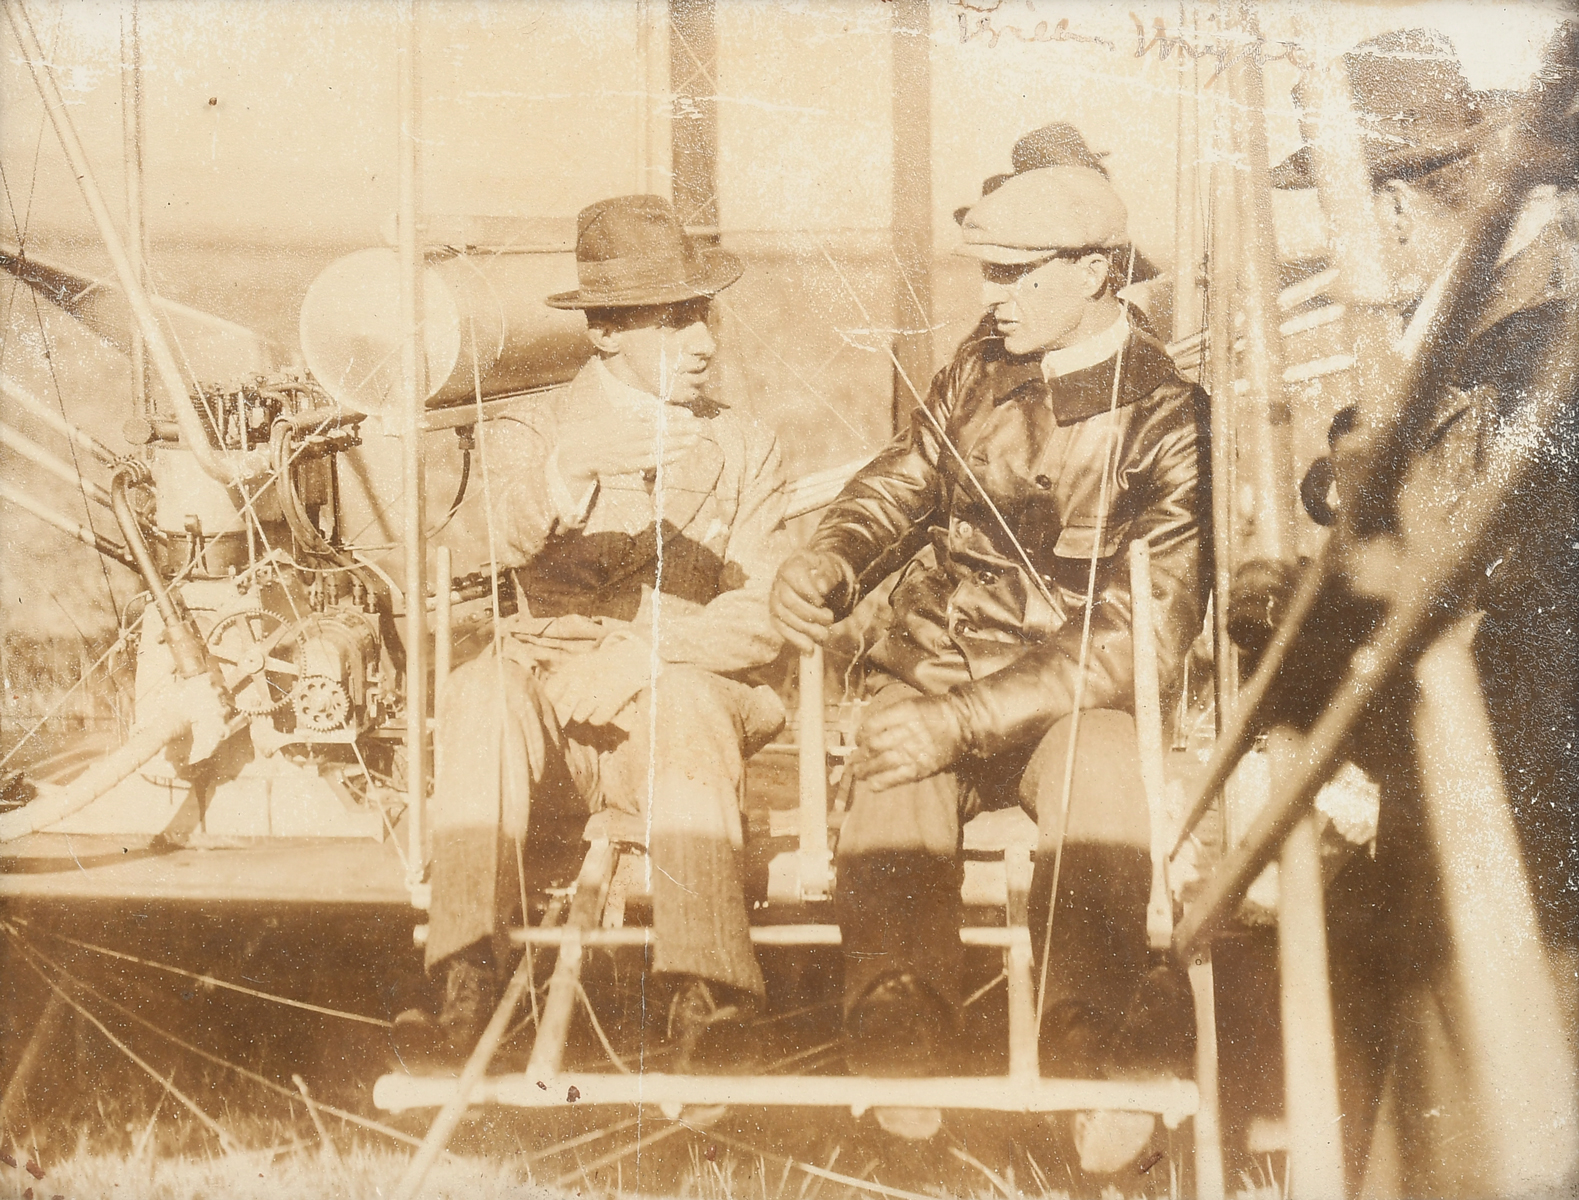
[543,638,655,728]
[769,551,852,653]
[556,408,707,493]
[853,695,968,792]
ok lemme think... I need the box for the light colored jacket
[480,361,790,676]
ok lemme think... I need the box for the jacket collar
[988,318,1179,425]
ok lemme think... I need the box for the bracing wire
[6,925,432,1152]
[13,918,394,1027]
[1034,248,1141,1037]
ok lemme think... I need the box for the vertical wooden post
[1188,948,1226,1200]
[1412,617,1578,1195]
[1170,5,1204,356]
[636,0,669,197]
[1128,539,1171,949]
[890,0,933,429]
[1004,844,1037,1080]
[1226,2,1294,564]
[668,0,717,230]
[397,0,429,892]
[797,647,831,900]
[1273,725,1345,1198]
[1205,82,1240,752]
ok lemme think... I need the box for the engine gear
[293,674,351,732]
[205,608,304,716]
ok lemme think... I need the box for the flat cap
[957,166,1127,264]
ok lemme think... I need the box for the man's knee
[440,654,547,727]
[1022,710,1150,850]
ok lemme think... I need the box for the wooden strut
[392,839,618,1200]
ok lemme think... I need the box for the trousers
[424,639,784,997]
[835,676,1154,1036]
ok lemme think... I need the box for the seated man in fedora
[770,166,1207,1162]
[394,195,789,1071]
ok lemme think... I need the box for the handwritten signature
[1130,13,1308,81]
[949,1,1309,85]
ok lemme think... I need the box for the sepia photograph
[1,1,1575,1196]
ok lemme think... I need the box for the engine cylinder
[299,242,591,417]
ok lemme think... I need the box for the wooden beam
[375,1069,1200,1127]
[890,0,933,430]
[668,0,717,229]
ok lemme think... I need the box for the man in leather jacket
[771,166,1209,1155]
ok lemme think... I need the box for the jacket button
[956,520,973,537]
[1034,474,1053,490]
[976,570,997,586]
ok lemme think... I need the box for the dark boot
[390,946,499,1071]
[666,975,760,1074]
[846,971,950,1141]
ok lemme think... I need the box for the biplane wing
[0,237,284,381]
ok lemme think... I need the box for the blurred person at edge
[1229,27,1579,1198]
[770,164,1209,1175]
[393,195,790,1080]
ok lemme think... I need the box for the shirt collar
[1040,311,1132,382]
[591,355,662,410]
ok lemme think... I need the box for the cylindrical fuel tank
[299,245,591,416]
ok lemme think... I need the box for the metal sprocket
[205,608,305,716]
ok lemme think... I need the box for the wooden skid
[373,1070,1199,1128]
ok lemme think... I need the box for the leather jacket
[810,317,1209,758]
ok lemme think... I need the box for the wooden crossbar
[374,1070,1199,1128]
[506,925,1023,949]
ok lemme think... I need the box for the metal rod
[396,0,429,893]
[3,0,259,486]
[0,420,111,507]
[1412,619,1579,1192]
[120,0,148,420]
[1276,803,1345,1199]
[433,545,452,709]
[1,376,118,465]
[0,481,131,569]
[797,647,831,900]
[1173,313,1579,957]
[375,1070,1200,1126]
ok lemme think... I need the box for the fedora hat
[1271,29,1508,190]
[546,194,742,309]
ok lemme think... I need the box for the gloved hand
[853,694,969,792]
[1226,557,1302,666]
[769,550,855,653]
